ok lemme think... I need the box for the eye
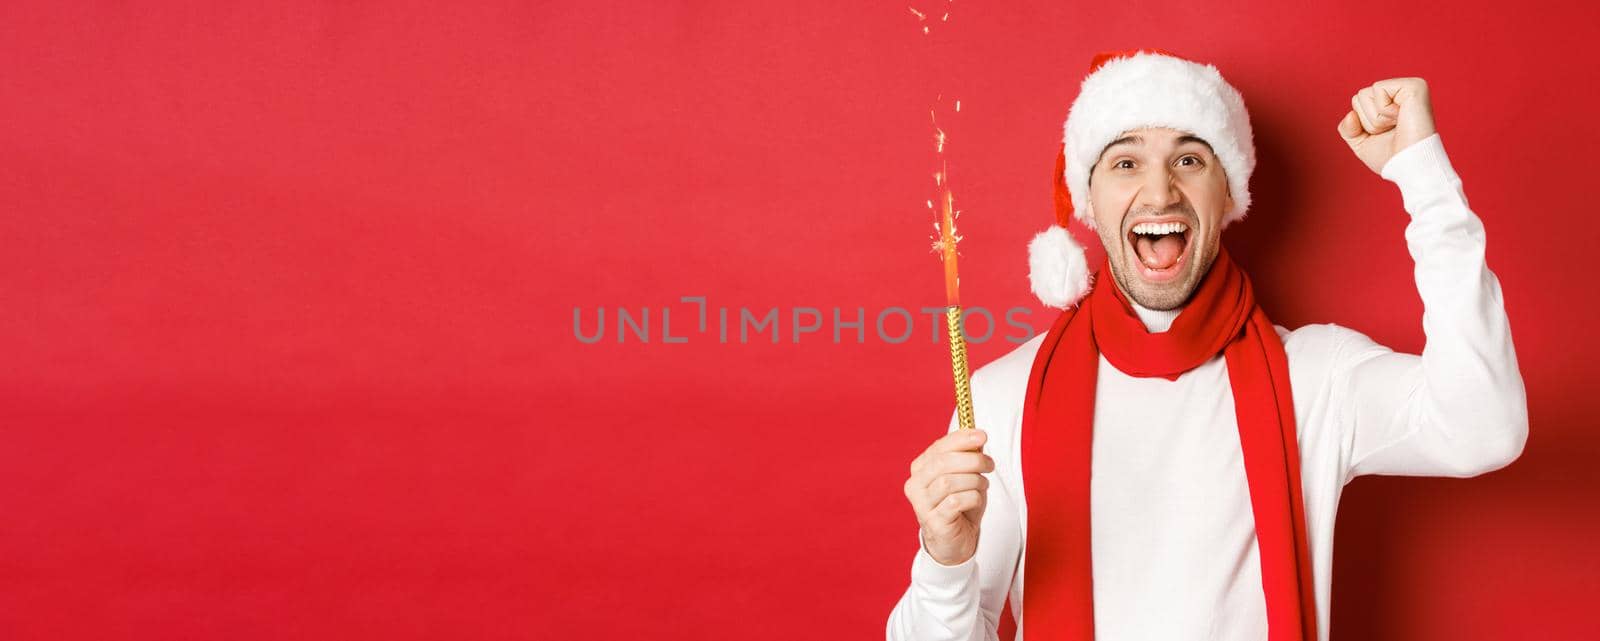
[1113,159,1135,170]
[1177,154,1203,167]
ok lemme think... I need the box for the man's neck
[1129,299,1184,333]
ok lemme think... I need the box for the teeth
[1131,221,1189,236]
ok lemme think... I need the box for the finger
[929,489,986,525]
[1377,102,1399,124]
[1337,110,1365,143]
[921,473,990,514]
[1368,82,1400,124]
[1349,95,1375,134]
[922,450,995,483]
[910,473,984,518]
[913,450,995,495]
[905,477,933,515]
[910,429,988,478]
[931,428,987,454]
[1372,78,1402,105]
[1356,88,1392,134]
[1373,77,1425,108]
[1351,92,1377,134]
[912,450,995,490]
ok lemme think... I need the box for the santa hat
[1028,49,1257,308]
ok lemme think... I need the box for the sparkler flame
[911,2,964,306]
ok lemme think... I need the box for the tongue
[1134,233,1185,270]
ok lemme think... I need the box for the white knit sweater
[886,133,1529,641]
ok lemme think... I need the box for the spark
[910,2,967,304]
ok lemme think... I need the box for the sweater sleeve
[1335,132,1530,480]
[886,384,1022,640]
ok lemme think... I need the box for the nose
[1135,165,1182,211]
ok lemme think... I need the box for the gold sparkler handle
[945,305,976,430]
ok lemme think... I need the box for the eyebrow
[1101,134,1215,156]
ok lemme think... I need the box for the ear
[1083,198,1097,231]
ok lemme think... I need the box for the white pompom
[1027,225,1092,309]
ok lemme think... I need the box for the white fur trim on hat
[1061,52,1255,231]
[1027,225,1092,309]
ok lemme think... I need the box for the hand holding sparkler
[904,427,995,566]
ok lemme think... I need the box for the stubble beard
[1097,212,1220,312]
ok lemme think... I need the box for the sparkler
[912,2,974,431]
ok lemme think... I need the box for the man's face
[1086,126,1234,311]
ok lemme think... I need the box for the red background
[3,1,1597,639]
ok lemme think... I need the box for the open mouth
[1126,220,1193,283]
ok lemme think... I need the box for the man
[886,50,1528,641]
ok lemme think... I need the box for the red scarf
[1020,248,1317,640]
